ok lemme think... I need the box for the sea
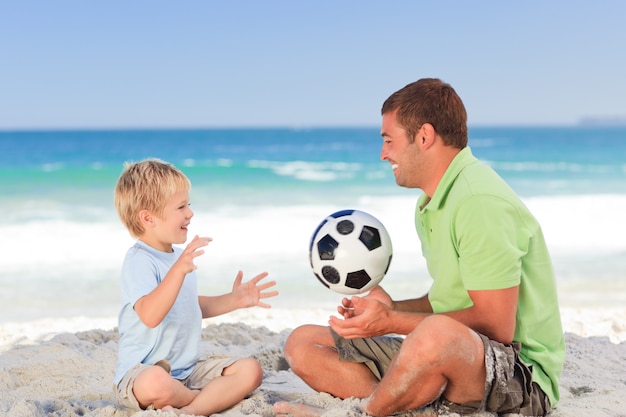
[1,127,625,324]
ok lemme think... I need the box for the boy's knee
[134,366,177,408]
[246,358,264,388]
[226,357,263,391]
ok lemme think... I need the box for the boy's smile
[142,190,194,252]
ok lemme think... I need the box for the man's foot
[161,405,200,416]
[273,401,325,417]
[161,405,182,415]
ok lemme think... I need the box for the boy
[113,158,278,415]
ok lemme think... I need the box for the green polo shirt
[415,147,565,407]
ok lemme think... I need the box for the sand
[1,307,625,417]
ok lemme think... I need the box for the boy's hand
[231,271,278,309]
[175,235,212,275]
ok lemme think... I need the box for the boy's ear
[138,209,154,228]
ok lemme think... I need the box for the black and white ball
[309,209,393,295]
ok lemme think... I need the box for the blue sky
[1,1,625,129]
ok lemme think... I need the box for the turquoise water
[2,127,625,206]
[1,127,625,322]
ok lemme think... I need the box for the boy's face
[142,190,193,252]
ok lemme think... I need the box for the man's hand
[337,285,393,319]
[329,286,394,339]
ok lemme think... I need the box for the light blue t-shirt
[114,240,202,385]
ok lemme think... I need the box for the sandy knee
[284,324,331,366]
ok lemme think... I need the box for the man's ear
[418,123,437,149]
[138,209,154,228]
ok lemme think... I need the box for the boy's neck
[138,237,174,253]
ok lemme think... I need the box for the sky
[1,1,625,129]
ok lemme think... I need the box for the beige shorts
[331,330,551,416]
[113,355,236,410]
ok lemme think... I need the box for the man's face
[380,110,424,189]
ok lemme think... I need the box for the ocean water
[1,127,625,323]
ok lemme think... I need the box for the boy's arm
[134,263,187,328]
[135,236,211,327]
[198,271,278,318]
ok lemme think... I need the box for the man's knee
[284,325,306,362]
[286,324,328,349]
[404,315,473,360]
[416,315,471,340]
[284,325,331,370]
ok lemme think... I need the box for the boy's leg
[132,364,199,410]
[166,357,263,416]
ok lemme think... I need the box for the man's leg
[284,324,379,399]
[365,315,486,416]
[273,401,325,417]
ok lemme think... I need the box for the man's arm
[388,286,519,343]
[444,286,519,344]
[393,294,433,313]
[330,285,518,343]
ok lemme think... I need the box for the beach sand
[1,307,625,417]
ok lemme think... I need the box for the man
[275,78,565,416]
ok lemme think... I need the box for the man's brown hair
[381,78,468,148]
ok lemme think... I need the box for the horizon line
[2,121,625,133]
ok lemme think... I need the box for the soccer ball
[309,209,393,295]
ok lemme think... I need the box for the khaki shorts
[113,355,236,410]
[331,330,551,416]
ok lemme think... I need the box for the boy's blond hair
[114,158,191,238]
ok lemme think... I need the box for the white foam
[1,193,624,323]
[1,193,624,273]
